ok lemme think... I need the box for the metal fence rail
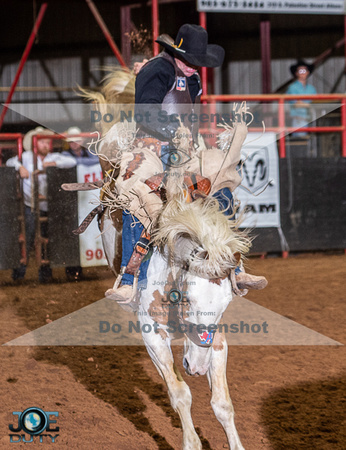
[201,93,346,158]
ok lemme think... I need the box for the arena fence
[0,134,25,270]
[0,133,96,271]
[201,93,346,158]
[201,94,346,256]
[0,94,345,270]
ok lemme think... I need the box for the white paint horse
[140,254,242,450]
[100,193,249,450]
[84,68,251,449]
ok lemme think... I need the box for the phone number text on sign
[197,0,345,14]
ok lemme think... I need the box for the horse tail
[78,68,136,174]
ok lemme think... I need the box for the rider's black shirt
[135,53,200,142]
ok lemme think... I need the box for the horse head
[180,272,234,376]
[151,193,251,376]
[153,194,251,280]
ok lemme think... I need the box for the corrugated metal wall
[228,57,346,94]
[0,56,120,125]
[1,55,344,125]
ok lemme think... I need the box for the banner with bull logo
[234,132,280,228]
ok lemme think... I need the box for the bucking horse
[72,69,256,449]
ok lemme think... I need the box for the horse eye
[190,249,208,260]
[165,150,191,168]
[198,251,208,260]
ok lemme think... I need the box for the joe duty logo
[9,407,59,443]
[239,147,269,194]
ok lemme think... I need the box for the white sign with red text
[77,164,108,267]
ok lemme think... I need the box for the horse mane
[152,192,252,279]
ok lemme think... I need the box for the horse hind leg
[207,332,244,450]
[142,331,202,450]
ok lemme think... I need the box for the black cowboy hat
[290,59,314,76]
[156,24,225,68]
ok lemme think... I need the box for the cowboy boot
[235,272,268,290]
[105,285,133,302]
[105,285,140,313]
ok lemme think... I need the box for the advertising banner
[234,132,280,228]
[197,0,345,15]
[77,164,108,267]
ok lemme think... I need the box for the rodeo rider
[109,24,267,302]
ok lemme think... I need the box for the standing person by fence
[286,59,317,137]
[62,126,100,280]
[61,126,99,166]
[6,127,76,282]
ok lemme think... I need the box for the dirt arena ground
[0,253,345,449]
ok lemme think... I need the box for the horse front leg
[207,332,244,450]
[142,331,202,450]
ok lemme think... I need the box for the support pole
[260,15,271,94]
[32,135,40,264]
[152,0,159,56]
[199,12,208,96]
[278,98,286,158]
[121,6,132,66]
[341,98,346,157]
[86,0,127,67]
[18,135,23,162]
[279,97,288,258]
[0,3,48,130]
[344,14,346,91]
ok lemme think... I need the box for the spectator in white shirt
[6,127,76,282]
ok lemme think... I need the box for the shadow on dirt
[260,376,346,449]
[36,346,179,449]
[34,346,212,449]
[5,268,212,450]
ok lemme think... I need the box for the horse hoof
[236,273,268,290]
